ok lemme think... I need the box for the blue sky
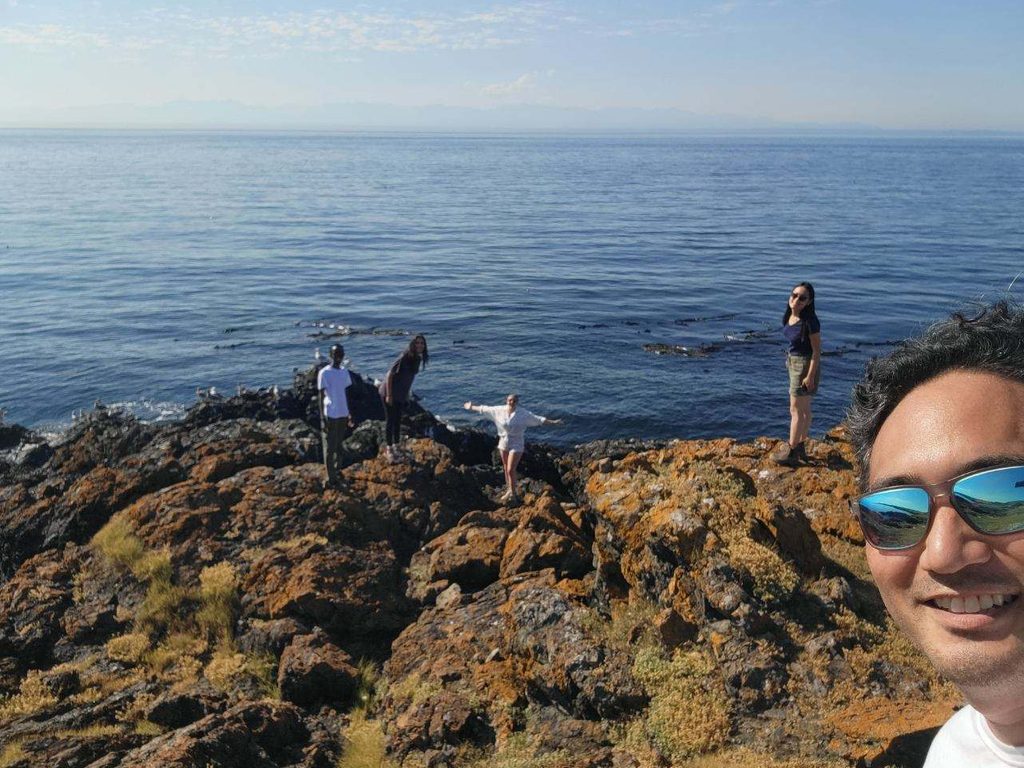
[2,0,1023,129]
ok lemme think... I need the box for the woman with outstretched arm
[464,393,561,502]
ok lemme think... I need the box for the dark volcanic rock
[146,689,226,729]
[115,700,309,767]
[278,630,359,708]
[0,369,953,768]
[0,421,29,450]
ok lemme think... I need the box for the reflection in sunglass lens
[857,487,931,550]
[952,465,1024,535]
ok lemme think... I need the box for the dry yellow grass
[134,720,165,737]
[337,707,396,768]
[54,724,122,741]
[106,632,151,664]
[134,547,173,583]
[0,741,27,768]
[92,515,146,571]
[136,579,193,636]
[0,672,59,724]
[196,562,239,639]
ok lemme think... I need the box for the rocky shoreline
[0,367,956,767]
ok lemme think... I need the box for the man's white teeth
[933,594,1017,613]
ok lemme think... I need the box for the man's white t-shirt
[317,365,352,419]
[925,705,1024,767]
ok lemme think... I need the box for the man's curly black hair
[847,300,1024,480]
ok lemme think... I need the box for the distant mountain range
[2,100,1019,134]
[0,100,897,132]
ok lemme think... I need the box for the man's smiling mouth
[930,593,1020,614]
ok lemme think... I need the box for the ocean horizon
[2,130,1023,446]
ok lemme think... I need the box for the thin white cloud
[482,72,538,96]
[0,4,561,57]
[0,24,110,49]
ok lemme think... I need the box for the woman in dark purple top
[380,334,428,462]
[773,282,821,466]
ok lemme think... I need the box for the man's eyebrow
[865,472,924,493]
[866,454,1024,493]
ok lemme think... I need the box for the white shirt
[924,705,1024,767]
[477,405,546,453]
[317,365,352,419]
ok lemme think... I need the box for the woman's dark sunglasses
[855,464,1024,551]
[791,292,809,302]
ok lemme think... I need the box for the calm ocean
[2,130,1023,445]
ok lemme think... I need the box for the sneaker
[792,442,808,463]
[500,489,513,502]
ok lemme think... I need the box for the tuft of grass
[354,659,381,709]
[0,672,60,724]
[54,724,122,741]
[92,515,146,571]
[196,562,239,639]
[204,648,247,692]
[134,547,173,583]
[245,652,281,699]
[337,707,396,768]
[136,580,193,637]
[0,741,27,768]
[106,632,152,664]
[630,646,732,761]
[134,720,165,737]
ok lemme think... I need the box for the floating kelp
[643,342,722,357]
[304,321,412,339]
[674,313,740,326]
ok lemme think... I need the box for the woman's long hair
[404,334,429,370]
[782,282,818,341]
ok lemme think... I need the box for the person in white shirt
[317,344,354,489]
[848,302,1024,767]
[464,393,561,503]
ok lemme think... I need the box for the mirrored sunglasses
[855,464,1024,550]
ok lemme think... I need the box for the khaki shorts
[787,354,813,397]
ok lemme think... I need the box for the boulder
[278,630,359,709]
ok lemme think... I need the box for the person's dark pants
[325,417,350,485]
[385,401,404,446]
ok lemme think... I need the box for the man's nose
[918,501,993,574]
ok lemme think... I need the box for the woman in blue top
[773,282,821,466]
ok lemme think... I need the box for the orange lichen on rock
[0,376,949,767]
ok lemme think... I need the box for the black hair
[782,282,818,343]
[847,300,1024,476]
[404,334,429,370]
